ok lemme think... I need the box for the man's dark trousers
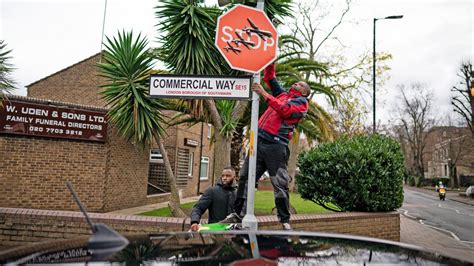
[234,137,291,223]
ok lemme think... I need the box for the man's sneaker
[281,222,292,230]
[219,213,242,223]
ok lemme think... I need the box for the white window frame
[149,149,163,163]
[200,156,209,180]
[188,152,194,177]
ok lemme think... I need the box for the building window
[188,152,194,177]
[444,165,448,176]
[208,123,212,139]
[148,149,168,195]
[148,163,169,195]
[150,149,163,163]
[200,157,209,180]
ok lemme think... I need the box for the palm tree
[154,0,233,183]
[0,40,16,103]
[98,31,186,217]
[95,0,300,217]
[154,0,293,183]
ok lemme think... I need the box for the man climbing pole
[221,62,310,230]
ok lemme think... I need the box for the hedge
[296,135,405,212]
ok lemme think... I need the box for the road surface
[400,188,474,247]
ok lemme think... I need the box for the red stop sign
[215,5,278,73]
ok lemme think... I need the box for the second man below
[190,167,237,231]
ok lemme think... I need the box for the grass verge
[140,190,334,217]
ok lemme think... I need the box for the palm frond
[0,40,16,98]
[98,30,167,146]
[170,98,211,122]
[155,0,228,75]
[279,34,305,48]
[264,0,293,21]
[215,99,238,137]
[298,101,335,143]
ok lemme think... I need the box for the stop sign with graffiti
[215,5,278,73]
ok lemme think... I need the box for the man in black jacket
[190,167,237,231]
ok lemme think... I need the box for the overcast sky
[1,0,472,126]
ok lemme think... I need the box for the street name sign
[149,74,252,100]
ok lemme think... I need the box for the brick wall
[27,53,106,107]
[0,135,106,212]
[102,126,159,212]
[0,208,399,248]
[457,136,474,178]
[262,212,400,241]
[0,96,170,212]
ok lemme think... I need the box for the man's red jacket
[258,64,308,145]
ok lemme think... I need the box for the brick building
[1,53,215,212]
[424,126,474,185]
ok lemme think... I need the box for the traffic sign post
[216,2,275,231]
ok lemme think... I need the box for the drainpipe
[197,122,204,195]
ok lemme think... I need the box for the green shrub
[415,176,424,187]
[408,176,416,187]
[296,135,404,212]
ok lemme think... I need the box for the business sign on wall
[149,74,252,100]
[0,100,107,142]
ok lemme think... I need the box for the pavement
[400,214,473,263]
[108,189,473,263]
[106,196,201,215]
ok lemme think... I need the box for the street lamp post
[373,15,403,133]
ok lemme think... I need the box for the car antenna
[66,181,129,261]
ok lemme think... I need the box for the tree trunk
[203,100,230,184]
[157,137,187,218]
[231,124,245,178]
[288,131,301,192]
[450,164,459,188]
[213,132,231,185]
[470,92,474,136]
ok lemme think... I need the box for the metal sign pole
[242,0,265,231]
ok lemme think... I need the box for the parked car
[466,186,474,197]
[0,230,471,265]
[4,182,469,265]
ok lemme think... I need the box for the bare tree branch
[314,0,351,55]
[394,84,435,177]
[450,60,473,134]
[452,97,471,115]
